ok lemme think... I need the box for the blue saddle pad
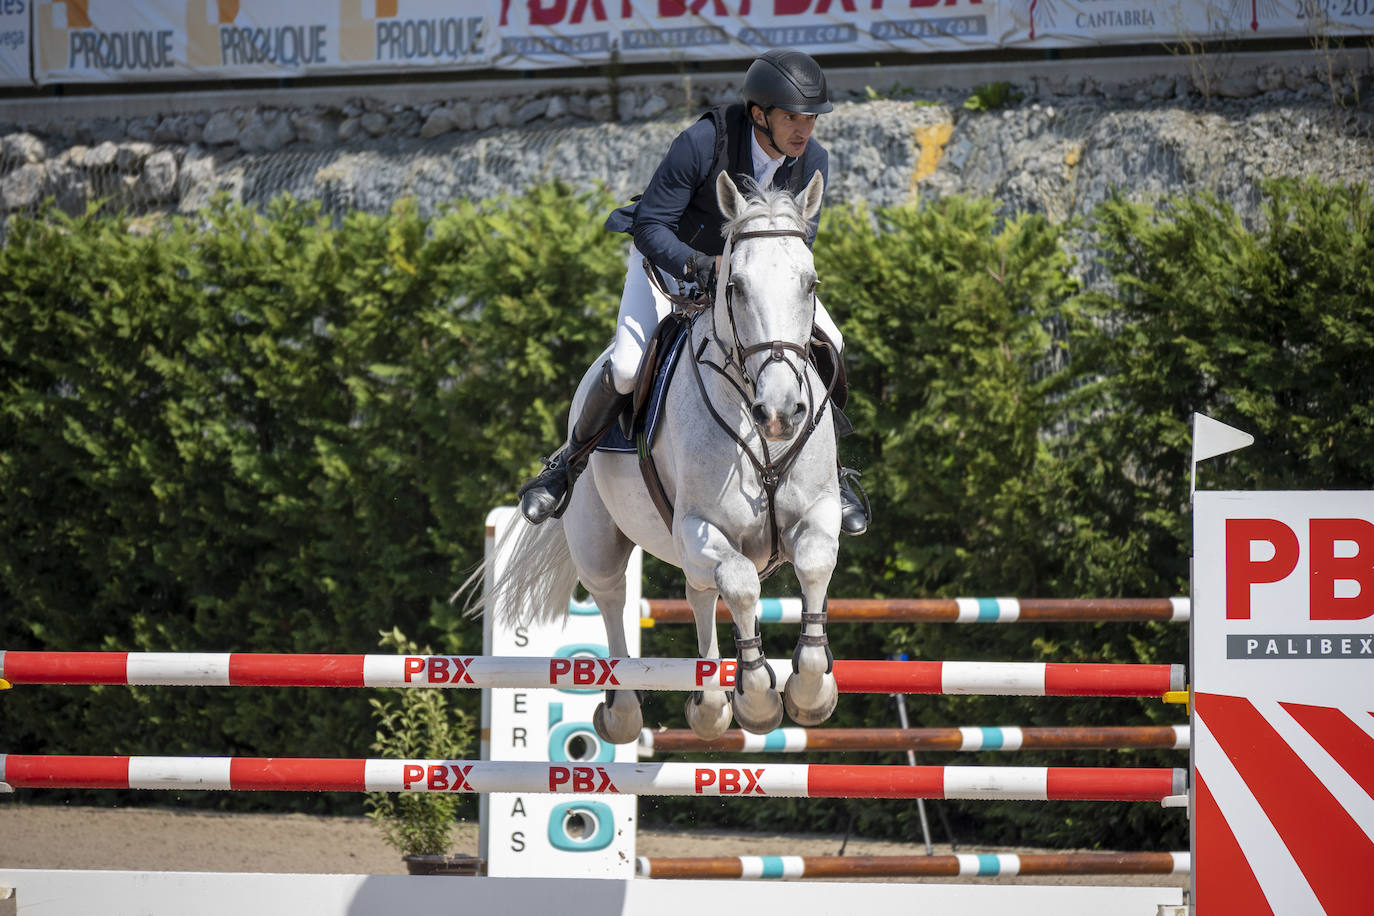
[597,322,690,454]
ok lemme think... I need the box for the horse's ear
[716,170,747,221]
[796,171,824,221]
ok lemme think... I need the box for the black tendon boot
[518,361,630,525]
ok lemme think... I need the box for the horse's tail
[453,514,578,629]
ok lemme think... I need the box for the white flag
[1191,412,1254,497]
[1193,413,1254,463]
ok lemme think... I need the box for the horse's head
[715,169,825,443]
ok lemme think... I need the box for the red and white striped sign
[0,652,1183,697]
[1193,491,1374,915]
[0,755,1184,801]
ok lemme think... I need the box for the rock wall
[2,50,1372,235]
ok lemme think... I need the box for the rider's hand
[685,250,717,295]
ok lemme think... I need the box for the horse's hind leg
[565,489,642,746]
[782,522,839,727]
[589,578,643,746]
[683,585,732,740]
[592,617,643,746]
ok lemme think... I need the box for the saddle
[595,315,690,456]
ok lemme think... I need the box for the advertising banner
[24,1,1369,86]
[1192,491,1374,913]
[1270,0,1374,35]
[35,0,1012,86]
[32,0,495,85]
[1001,0,1251,46]
[479,506,642,879]
[0,0,31,86]
[493,0,1005,69]
[1001,0,1373,48]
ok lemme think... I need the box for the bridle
[713,227,816,395]
[649,223,838,577]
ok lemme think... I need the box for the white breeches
[608,245,843,396]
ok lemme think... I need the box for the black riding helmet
[741,49,833,116]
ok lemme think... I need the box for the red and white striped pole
[0,755,1186,801]
[0,652,1185,698]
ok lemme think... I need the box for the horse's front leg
[782,517,839,727]
[679,514,782,735]
[682,585,732,740]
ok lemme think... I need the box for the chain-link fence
[4,48,1372,238]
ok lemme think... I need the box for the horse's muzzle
[751,399,808,442]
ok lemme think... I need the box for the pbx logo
[694,659,738,687]
[548,765,619,792]
[695,767,766,795]
[1226,517,1374,621]
[501,0,983,26]
[548,657,620,686]
[403,655,476,683]
[403,763,474,791]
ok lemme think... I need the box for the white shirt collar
[749,127,788,190]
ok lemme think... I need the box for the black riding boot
[832,411,869,536]
[518,361,630,525]
[838,465,870,536]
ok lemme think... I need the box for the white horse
[468,171,840,743]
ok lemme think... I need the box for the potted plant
[365,628,482,875]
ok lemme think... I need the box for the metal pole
[892,652,934,855]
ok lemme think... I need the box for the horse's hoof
[783,673,838,726]
[684,693,732,741]
[593,699,642,746]
[732,689,784,735]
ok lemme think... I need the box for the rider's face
[753,107,817,159]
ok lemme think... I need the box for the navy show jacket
[604,104,830,281]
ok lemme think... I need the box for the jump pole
[641,597,1191,625]
[0,652,1185,697]
[636,851,1192,880]
[0,755,1186,801]
[637,724,1191,755]
[0,870,1186,916]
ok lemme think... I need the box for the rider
[518,48,870,536]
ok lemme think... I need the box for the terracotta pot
[401,853,484,876]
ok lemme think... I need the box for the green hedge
[3,179,1370,848]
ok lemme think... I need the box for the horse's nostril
[791,401,807,423]
[751,403,770,426]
